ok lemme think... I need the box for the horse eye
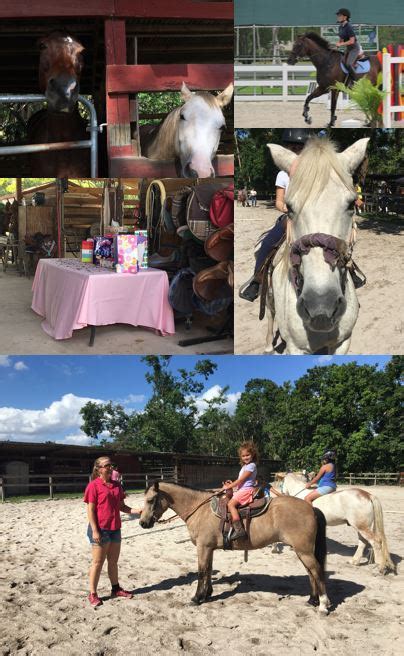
[180,114,186,121]
[348,200,355,211]
[39,43,47,50]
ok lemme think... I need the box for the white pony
[141,82,233,178]
[266,137,369,354]
[275,472,395,574]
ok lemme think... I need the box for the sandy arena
[234,204,404,354]
[235,101,403,129]
[0,485,403,655]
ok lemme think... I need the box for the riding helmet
[322,449,336,461]
[336,8,351,19]
[281,128,310,144]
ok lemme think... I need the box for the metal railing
[0,94,98,177]
[0,468,179,502]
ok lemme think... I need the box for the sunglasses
[99,463,116,469]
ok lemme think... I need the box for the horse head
[140,480,170,529]
[177,82,233,178]
[38,32,84,113]
[287,35,309,65]
[268,137,369,334]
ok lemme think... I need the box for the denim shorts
[317,485,336,496]
[87,524,121,545]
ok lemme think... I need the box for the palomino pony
[140,481,330,613]
[287,33,381,127]
[275,473,395,574]
[265,136,369,354]
[27,32,90,177]
[140,82,233,178]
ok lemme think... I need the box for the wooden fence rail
[0,468,179,502]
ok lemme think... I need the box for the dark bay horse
[140,481,330,613]
[288,33,381,127]
[27,32,90,176]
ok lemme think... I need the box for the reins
[155,490,223,525]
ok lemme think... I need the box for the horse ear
[216,83,234,108]
[339,138,370,174]
[180,82,193,101]
[153,480,159,492]
[267,144,297,174]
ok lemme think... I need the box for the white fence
[382,51,404,128]
[235,63,350,108]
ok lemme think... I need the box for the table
[31,258,175,341]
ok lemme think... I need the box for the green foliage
[333,76,387,127]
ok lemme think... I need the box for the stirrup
[239,276,260,302]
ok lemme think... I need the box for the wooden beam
[0,1,114,18]
[107,63,233,93]
[109,154,234,178]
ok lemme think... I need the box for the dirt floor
[235,101,403,129]
[0,271,232,355]
[234,203,404,354]
[0,485,403,655]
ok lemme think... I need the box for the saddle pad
[340,59,370,74]
[210,494,271,519]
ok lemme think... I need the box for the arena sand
[234,204,404,354]
[1,485,403,655]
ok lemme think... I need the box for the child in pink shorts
[222,441,258,541]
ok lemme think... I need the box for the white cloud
[14,361,28,371]
[55,433,92,446]
[316,355,334,364]
[193,385,241,415]
[0,356,12,367]
[120,394,146,406]
[0,393,103,441]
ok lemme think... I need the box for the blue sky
[0,354,391,445]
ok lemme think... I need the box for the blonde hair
[91,456,111,480]
[238,441,259,464]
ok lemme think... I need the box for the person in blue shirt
[335,8,362,81]
[304,450,337,504]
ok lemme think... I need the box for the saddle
[211,489,271,550]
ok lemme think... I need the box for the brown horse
[287,33,381,127]
[140,481,330,613]
[27,32,90,176]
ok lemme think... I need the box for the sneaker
[88,592,103,608]
[239,280,260,302]
[111,587,133,599]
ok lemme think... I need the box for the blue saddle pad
[340,59,371,74]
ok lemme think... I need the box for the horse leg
[302,86,327,125]
[328,89,339,128]
[351,531,369,566]
[191,544,214,605]
[296,552,330,614]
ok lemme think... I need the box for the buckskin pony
[27,32,90,177]
[140,481,330,613]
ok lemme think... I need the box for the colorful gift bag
[93,236,115,265]
[116,234,138,274]
[134,230,148,269]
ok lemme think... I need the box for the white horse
[274,472,395,574]
[266,137,369,354]
[141,82,233,178]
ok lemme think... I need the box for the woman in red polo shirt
[84,456,142,608]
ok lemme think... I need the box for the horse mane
[285,137,354,216]
[145,91,222,159]
[303,32,333,51]
[145,480,212,494]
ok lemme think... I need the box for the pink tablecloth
[31,258,175,340]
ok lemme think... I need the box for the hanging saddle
[211,489,271,550]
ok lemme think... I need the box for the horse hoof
[307,596,319,607]
[305,117,312,125]
[191,596,203,605]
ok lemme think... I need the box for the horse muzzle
[139,518,155,529]
[46,76,79,113]
[297,290,347,332]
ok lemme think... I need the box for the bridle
[148,489,222,525]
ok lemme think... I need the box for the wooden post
[0,477,5,503]
[145,473,148,488]
[349,473,352,485]
[49,476,54,499]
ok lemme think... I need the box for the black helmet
[322,449,336,460]
[336,8,351,18]
[281,129,310,144]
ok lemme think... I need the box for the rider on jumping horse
[335,8,362,81]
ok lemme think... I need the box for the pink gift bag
[116,235,138,274]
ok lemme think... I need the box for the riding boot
[348,65,358,82]
[230,520,247,541]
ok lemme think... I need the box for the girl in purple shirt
[222,441,258,541]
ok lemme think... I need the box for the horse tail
[313,507,327,579]
[371,494,396,574]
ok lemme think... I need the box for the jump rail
[382,52,404,128]
[235,64,350,108]
[0,95,98,177]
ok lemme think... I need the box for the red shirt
[84,478,125,530]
